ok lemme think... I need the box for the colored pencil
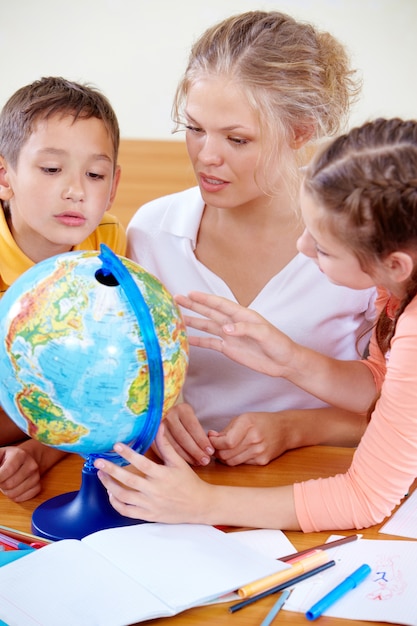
[260,589,291,626]
[229,559,336,613]
[278,534,359,562]
[0,525,50,549]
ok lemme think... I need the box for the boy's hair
[304,117,417,353]
[172,10,360,198]
[0,76,120,169]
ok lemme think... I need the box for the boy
[0,76,126,502]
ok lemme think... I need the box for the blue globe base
[31,460,147,541]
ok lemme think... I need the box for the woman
[127,11,375,467]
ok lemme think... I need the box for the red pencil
[278,534,359,562]
[0,525,50,548]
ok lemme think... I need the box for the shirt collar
[160,187,204,250]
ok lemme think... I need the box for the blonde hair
[172,10,360,197]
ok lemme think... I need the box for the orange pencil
[237,550,330,598]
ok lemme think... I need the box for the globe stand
[31,457,145,541]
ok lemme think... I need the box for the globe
[0,245,189,461]
[0,244,189,540]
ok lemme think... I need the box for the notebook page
[83,522,283,609]
[0,540,173,626]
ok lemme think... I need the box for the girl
[96,117,417,531]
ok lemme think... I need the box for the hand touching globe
[0,245,189,539]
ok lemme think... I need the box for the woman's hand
[158,403,214,466]
[209,407,369,466]
[208,411,292,466]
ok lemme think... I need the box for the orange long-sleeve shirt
[294,288,417,531]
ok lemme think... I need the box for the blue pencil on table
[305,563,371,621]
[260,589,291,626]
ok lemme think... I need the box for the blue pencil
[260,589,291,626]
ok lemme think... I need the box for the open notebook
[0,522,285,626]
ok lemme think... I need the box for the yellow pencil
[237,550,330,598]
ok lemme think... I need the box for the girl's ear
[0,157,14,201]
[383,251,415,283]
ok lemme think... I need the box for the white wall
[2,0,416,139]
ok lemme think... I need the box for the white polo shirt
[128,187,376,432]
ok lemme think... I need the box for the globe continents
[0,245,188,461]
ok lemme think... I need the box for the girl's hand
[175,291,295,377]
[94,424,213,524]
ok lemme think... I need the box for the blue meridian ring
[88,243,164,465]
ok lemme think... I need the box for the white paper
[226,528,296,559]
[0,523,282,626]
[284,538,417,626]
[380,490,417,539]
[201,528,296,605]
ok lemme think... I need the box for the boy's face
[0,114,120,262]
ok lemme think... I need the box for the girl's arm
[175,292,377,413]
[94,425,300,530]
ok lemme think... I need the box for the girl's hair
[304,117,417,353]
[172,10,360,197]
[0,76,120,169]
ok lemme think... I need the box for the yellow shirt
[0,210,127,298]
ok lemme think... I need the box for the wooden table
[0,445,413,626]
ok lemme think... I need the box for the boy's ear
[106,164,121,212]
[0,157,14,201]
[383,251,414,283]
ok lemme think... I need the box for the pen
[238,550,330,598]
[229,559,336,613]
[278,534,359,562]
[260,589,291,626]
[305,563,371,621]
